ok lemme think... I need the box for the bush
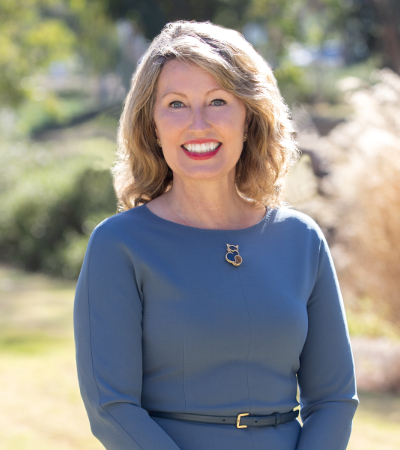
[0,138,117,278]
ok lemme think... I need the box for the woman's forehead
[157,60,224,95]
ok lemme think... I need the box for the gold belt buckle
[236,412,249,428]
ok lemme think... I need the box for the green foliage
[274,54,383,106]
[15,93,95,136]
[65,0,119,74]
[102,0,252,39]
[248,0,400,72]
[0,0,76,106]
[274,62,313,105]
[0,134,117,278]
[0,0,118,107]
[346,299,400,341]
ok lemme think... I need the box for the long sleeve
[296,233,359,450]
[73,222,181,450]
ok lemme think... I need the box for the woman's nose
[188,106,210,132]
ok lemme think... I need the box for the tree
[101,0,252,39]
[369,0,400,73]
[0,0,118,107]
[0,0,75,106]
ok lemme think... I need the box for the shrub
[0,138,117,278]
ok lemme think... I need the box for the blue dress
[73,204,358,450]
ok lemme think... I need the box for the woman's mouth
[181,141,222,160]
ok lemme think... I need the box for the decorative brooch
[225,244,243,266]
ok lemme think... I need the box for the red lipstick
[181,139,222,160]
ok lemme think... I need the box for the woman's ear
[155,127,159,138]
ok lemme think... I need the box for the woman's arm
[296,234,359,450]
[73,221,181,450]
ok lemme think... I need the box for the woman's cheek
[208,108,241,129]
[163,111,189,129]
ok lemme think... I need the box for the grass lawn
[0,266,102,450]
[0,265,399,449]
[348,393,400,450]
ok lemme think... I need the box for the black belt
[149,409,299,429]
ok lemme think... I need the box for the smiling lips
[181,139,222,160]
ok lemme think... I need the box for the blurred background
[1,0,400,448]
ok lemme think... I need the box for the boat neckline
[140,203,273,233]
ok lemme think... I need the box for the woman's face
[153,60,248,183]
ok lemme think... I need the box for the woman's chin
[169,154,239,182]
[171,162,234,182]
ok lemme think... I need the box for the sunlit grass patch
[347,303,400,341]
[0,329,69,355]
[0,346,103,450]
[0,265,103,449]
[0,265,76,355]
[348,392,400,450]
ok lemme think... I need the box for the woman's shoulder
[89,205,150,244]
[271,206,325,240]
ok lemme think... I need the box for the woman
[74,21,358,450]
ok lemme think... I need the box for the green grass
[0,330,69,355]
[0,265,103,450]
[0,265,399,449]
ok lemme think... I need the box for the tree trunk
[373,0,400,73]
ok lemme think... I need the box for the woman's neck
[147,177,265,230]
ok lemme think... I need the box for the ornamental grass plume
[339,148,400,326]
[329,69,400,327]
[290,68,400,329]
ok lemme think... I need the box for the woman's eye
[211,99,226,106]
[170,101,184,108]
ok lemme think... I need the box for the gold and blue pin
[225,244,242,266]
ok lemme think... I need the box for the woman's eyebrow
[161,87,224,99]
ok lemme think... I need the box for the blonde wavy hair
[113,20,299,210]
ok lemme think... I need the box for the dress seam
[307,237,323,307]
[237,268,252,412]
[183,323,188,413]
[235,268,257,450]
[223,230,256,450]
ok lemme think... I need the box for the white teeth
[183,142,220,153]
